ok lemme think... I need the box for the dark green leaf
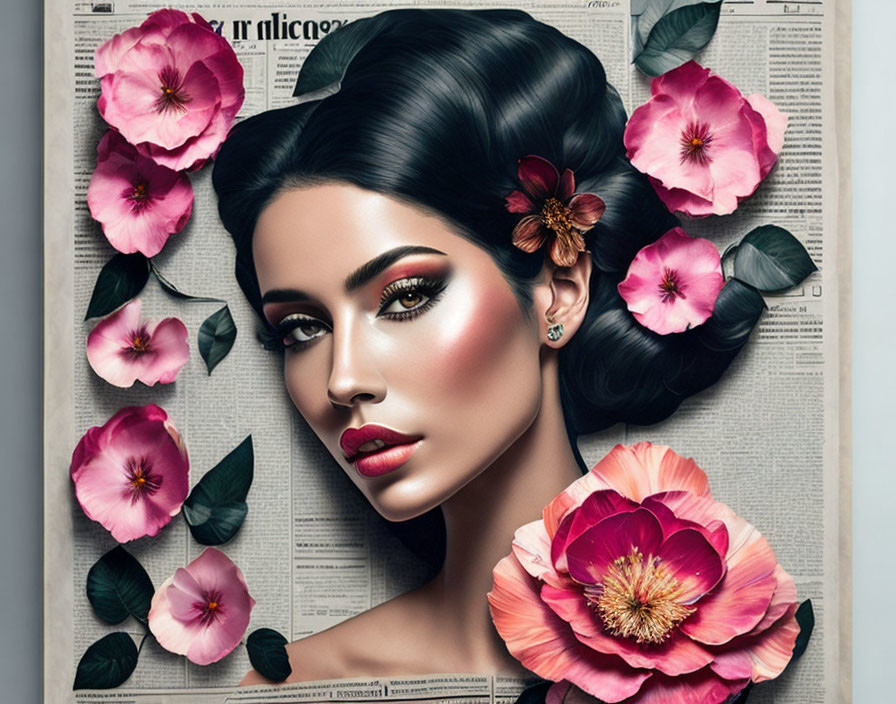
[512,679,552,704]
[793,599,815,658]
[183,436,254,545]
[246,628,292,682]
[733,225,818,292]
[198,305,237,375]
[730,682,753,703]
[634,2,722,76]
[73,632,138,690]
[150,261,224,303]
[633,0,717,58]
[695,278,766,353]
[86,546,154,625]
[84,253,149,320]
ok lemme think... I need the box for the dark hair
[213,8,762,438]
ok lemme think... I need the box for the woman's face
[253,183,546,521]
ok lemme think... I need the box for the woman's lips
[339,425,422,477]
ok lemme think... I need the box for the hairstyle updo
[213,8,761,438]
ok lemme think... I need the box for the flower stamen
[679,121,714,165]
[658,267,687,303]
[125,457,162,502]
[540,197,575,239]
[584,549,695,644]
[156,66,191,113]
[196,591,224,626]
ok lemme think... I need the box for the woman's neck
[425,351,583,672]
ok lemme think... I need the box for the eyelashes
[261,275,448,353]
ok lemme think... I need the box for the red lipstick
[339,425,422,477]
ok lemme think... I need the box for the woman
[212,8,758,683]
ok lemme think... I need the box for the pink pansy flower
[149,548,255,665]
[624,61,787,217]
[617,228,724,335]
[505,155,606,267]
[95,9,245,171]
[86,299,189,388]
[70,405,189,543]
[489,442,799,704]
[87,130,194,257]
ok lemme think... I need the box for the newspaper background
[43,1,850,702]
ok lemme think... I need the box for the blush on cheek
[429,276,534,396]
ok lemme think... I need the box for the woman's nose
[326,314,387,409]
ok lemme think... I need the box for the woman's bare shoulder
[239,591,433,686]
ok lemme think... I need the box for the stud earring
[546,314,564,342]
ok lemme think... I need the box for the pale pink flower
[489,442,799,704]
[149,548,255,665]
[617,228,724,335]
[70,405,189,543]
[95,9,245,172]
[624,61,787,217]
[87,130,193,257]
[86,299,189,388]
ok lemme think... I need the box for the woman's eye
[380,290,428,314]
[377,276,447,319]
[278,315,330,348]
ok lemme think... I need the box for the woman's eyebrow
[344,245,446,292]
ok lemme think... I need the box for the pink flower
[149,548,255,665]
[505,155,605,267]
[617,228,724,335]
[95,9,245,171]
[624,61,787,217]
[488,443,799,704]
[86,299,189,388]
[87,131,193,257]
[70,405,189,543]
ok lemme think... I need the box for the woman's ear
[535,251,592,348]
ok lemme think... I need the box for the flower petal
[567,194,605,231]
[678,515,778,645]
[558,169,575,201]
[512,216,547,253]
[588,443,710,503]
[505,189,535,214]
[550,230,586,268]
[566,508,664,585]
[551,490,639,574]
[518,155,560,201]
[656,528,726,604]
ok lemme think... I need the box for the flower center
[122,327,152,357]
[124,457,162,501]
[540,197,574,238]
[658,267,687,303]
[679,121,713,165]
[156,66,190,113]
[584,549,695,644]
[196,591,224,626]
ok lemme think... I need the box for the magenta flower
[617,228,724,335]
[624,61,787,217]
[87,130,193,257]
[70,405,189,543]
[86,299,189,388]
[505,155,605,267]
[489,443,799,704]
[95,9,245,171]
[149,548,255,665]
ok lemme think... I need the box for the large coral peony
[488,443,799,704]
[624,62,786,217]
[95,9,245,172]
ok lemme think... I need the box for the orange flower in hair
[505,155,605,267]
